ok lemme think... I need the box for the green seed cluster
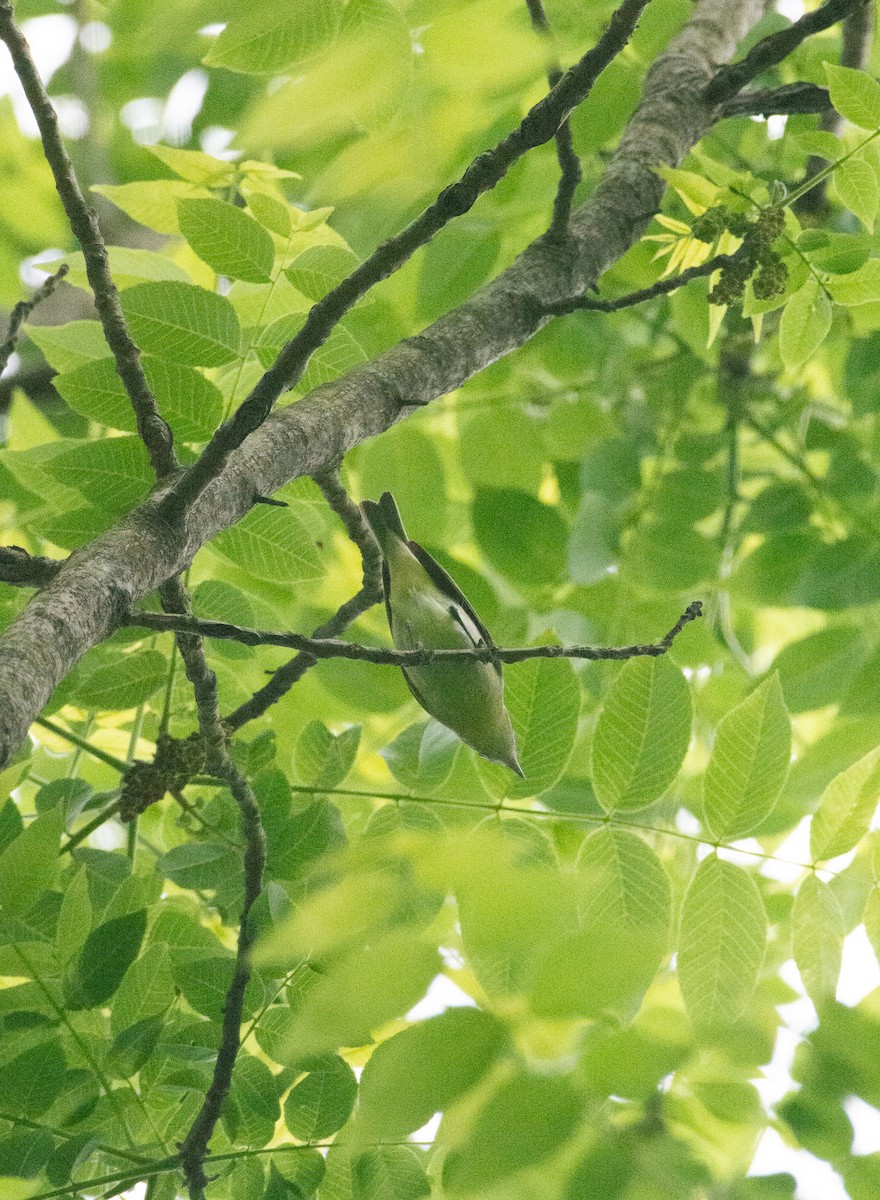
[119,732,206,820]
[691,204,788,306]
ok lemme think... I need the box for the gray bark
[0,0,768,768]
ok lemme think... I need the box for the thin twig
[0,1,177,478]
[543,251,742,316]
[524,0,582,233]
[161,576,266,1200]
[0,265,68,377]
[704,0,870,107]
[225,467,384,731]
[124,601,703,664]
[157,0,651,522]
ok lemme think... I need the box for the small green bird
[362,491,523,776]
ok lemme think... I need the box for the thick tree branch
[125,602,703,664]
[0,265,68,378]
[157,0,651,522]
[0,0,177,478]
[719,82,833,118]
[525,0,583,233]
[704,0,870,107]
[0,0,770,770]
[224,468,384,732]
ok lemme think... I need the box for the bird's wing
[408,540,501,676]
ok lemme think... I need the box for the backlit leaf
[678,855,767,1026]
[591,657,692,812]
[703,674,791,840]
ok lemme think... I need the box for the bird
[361,491,523,776]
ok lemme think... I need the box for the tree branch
[0,0,770,770]
[0,0,177,479]
[123,601,703,664]
[524,0,583,233]
[719,82,833,118]
[0,265,68,378]
[224,468,384,732]
[703,0,870,107]
[0,546,63,588]
[543,250,743,315]
[157,0,651,522]
[159,576,265,1200]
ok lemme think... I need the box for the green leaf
[204,0,343,74]
[792,874,844,1009]
[45,246,190,291]
[864,888,880,964]
[92,179,214,234]
[280,931,440,1058]
[358,426,449,545]
[67,648,168,711]
[827,259,880,306]
[26,319,109,372]
[824,64,880,130]
[147,143,237,185]
[120,281,241,366]
[442,1073,583,1194]
[110,943,174,1036]
[779,279,832,371]
[0,1130,54,1178]
[253,318,367,391]
[156,842,239,890]
[478,655,580,799]
[703,674,791,840]
[677,855,767,1026]
[626,521,720,590]
[0,1039,65,1116]
[458,408,544,495]
[417,219,501,320]
[283,1055,357,1140]
[64,909,147,1009]
[591,657,692,813]
[55,866,92,961]
[531,828,671,1021]
[248,189,293,237]
[567,491,620,584]
[226,1054,280,1147]
[354,1146,430,1200]
[795,537,880,609]
[46,436,153,513]
[55,356,223,442]
[810,746,880,862]
[355,1008,510,1140]
[178,197,276,282]
[106,1013,164,1079]
[771,627,866,713]
[380,720,460,793]
[211,504,323,583]
[575,827,672,931]
[472,488,567,587]
[285,245,360,301]
[0,807,64,917]
[833,157,879,232]
[295,721,362,790]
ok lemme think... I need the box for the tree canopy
[1,1,880,1198]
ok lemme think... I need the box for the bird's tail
[362,491,409,554]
